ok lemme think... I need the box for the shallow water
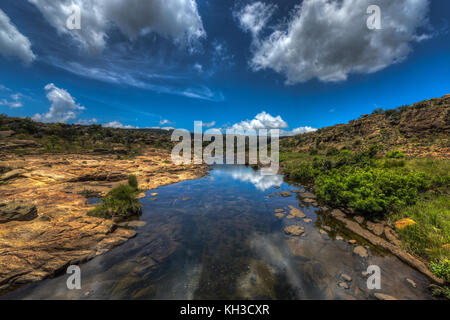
[2,165,434,300]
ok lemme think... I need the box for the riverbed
[1,165,434,299]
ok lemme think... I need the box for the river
[1,165,434,299]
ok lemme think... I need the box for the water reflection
[213,165,283,191]
[1,165,434,300]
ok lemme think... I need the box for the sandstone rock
[274,186,280,189]
[338,282,349,289]
[330,209,346,219]
[384,226,401,246]
[119,221,147,228]
[322,225,332,232]
[374,293,398,300]
[0,169,26,181]
[367,221,384,236]
[304,218,312,223]
[341,274,352,282]
[280,191,292,197]
[303,198,315,203]
[348,240,357,244]
[284,225,305,236]
[287,205,306,219]
[394,218,416,230]
[150,193,159,196]
[0,202,37,224]
[353,246,368,258]
[354,216,364,224]
[406,278,417,288]
[336,235,344,241]
[137,193,146,199]
[275,213,285,219]
[182,197,191,201]
[300,192,316,199]
[274,209,285,213]
[268,194,275,197]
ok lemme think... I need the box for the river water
[2,165,434,299]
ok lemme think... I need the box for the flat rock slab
[279,191,292,197]
[284,225,305,236]
[0,202,37,224]
[287,205,306,219]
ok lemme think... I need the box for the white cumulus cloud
[249,0,431,83]
[235,2,277,38]
[0,9,36,64]
[28,0,205,53]
[103,121,135,129]
[33,83,85,123]
[230,111,288,132]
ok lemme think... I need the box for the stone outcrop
[0,149,206,293]
[0,202,37,224]
[329,209,444,285]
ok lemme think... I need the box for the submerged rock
[353,246,368,258]
[284,225,305,236]
[374,293,398,300]
[280,191,292,197]
[287,205,306,219]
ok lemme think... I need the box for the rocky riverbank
[0,149,206,293]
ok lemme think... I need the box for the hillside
[0,115,174,157]
[282,94,450,158]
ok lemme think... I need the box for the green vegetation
[88,175,142,220]
[0,115,174,157]
[280,145,450,284]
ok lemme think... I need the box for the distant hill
[282,94,450,159]
[0,115,174,156]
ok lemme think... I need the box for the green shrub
[383,159,405,168]
[430,260,450,282]
[289,162,316,184]
[326,147,340,156]
[88,184,142,219]
[128,174,138,190]
[308,147,318,155]
[386,150,405,159]
[315,167,428,215]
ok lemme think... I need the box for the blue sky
[0,0,449,134]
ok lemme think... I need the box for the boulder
[280,191,292,197]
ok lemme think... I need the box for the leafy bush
[430,260,450,282]
[289,162,316,184]
[315,167,428,215]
